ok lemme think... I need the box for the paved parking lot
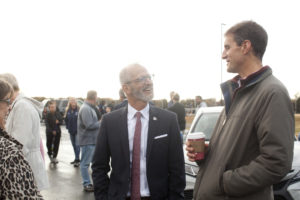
[40,124,95,200]
[39,123,192,199]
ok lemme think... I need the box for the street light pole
[220,23,226,105]
[295,92,300,113]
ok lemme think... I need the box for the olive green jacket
[194,67,294,200]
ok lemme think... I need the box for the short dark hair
[173,93,180,101]
[225,21,268,60]
[0,79,13,100]
[48,100,56,106]
[195,96,202,100]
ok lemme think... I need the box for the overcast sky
[1,0,299,100]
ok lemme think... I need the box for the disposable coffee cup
[187,132,206,160]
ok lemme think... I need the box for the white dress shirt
[127,103,150,197]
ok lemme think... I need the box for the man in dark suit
[167,93,186,140]
[113,88,128,111]
[92,63,185,200]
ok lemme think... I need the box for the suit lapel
[146,105,159,161]
[119,107,130,165]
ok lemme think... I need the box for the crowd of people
[0,20,295,200]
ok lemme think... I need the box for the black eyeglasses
[126,75,153,84]
[0,98,11,105]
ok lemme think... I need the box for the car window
[191,113,220,141]
[76,100,83,107]
[61,100,68,107]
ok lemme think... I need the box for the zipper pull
[222,117,226,126]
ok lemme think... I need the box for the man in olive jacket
[186,21,294,200]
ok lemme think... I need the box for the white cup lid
[187,132,205,140]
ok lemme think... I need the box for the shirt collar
[231,66,270,87]
[127,103,150,121]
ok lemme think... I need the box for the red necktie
[131,112,142,200]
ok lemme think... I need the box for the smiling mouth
[143,88,153,93]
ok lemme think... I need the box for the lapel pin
[153,116,157,121]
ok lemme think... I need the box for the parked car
[183,106,300,200]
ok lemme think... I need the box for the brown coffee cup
[187,132,205,160]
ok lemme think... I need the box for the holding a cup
[186,132,206,161]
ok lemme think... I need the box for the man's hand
[186,140,209,162]
[53,131,57,136]
[186,140,197,162]
[56,120,59,124]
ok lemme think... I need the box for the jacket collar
[146,105,159,160]
[127,103,150,121]
[118,106,130,166]
[0,128,23,149]
[221,66,272,115]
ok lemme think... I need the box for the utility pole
[295,92,300,113]
[220,23,226,105]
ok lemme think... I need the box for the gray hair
[87,90,97,101]
[119,63,145,85]
[0,73,19,92]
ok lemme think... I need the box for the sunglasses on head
[0,98,11,105]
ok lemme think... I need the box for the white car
[183,107,300,200]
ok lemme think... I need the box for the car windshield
[191,112,220,141]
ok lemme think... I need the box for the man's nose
[221,50,227,59]
[145,77,152,84]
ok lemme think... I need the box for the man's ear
[241,40,252,55]
[122,84,130,95]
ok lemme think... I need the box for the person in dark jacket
[65,97,80,167]
[113,88,128,111]
[45,100,63,164]
[168,93,186,140]
[92,103,102,120]
[167,91,175,108]
[98,100,106,116]
[105,104,113,113]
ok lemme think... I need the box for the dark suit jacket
[113,99,128,111]
[92,105,185,200]
[168,102,186,131]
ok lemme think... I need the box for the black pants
[46,131,61,158]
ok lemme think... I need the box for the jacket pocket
[217,165,226,195]
[107,186,117,197]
